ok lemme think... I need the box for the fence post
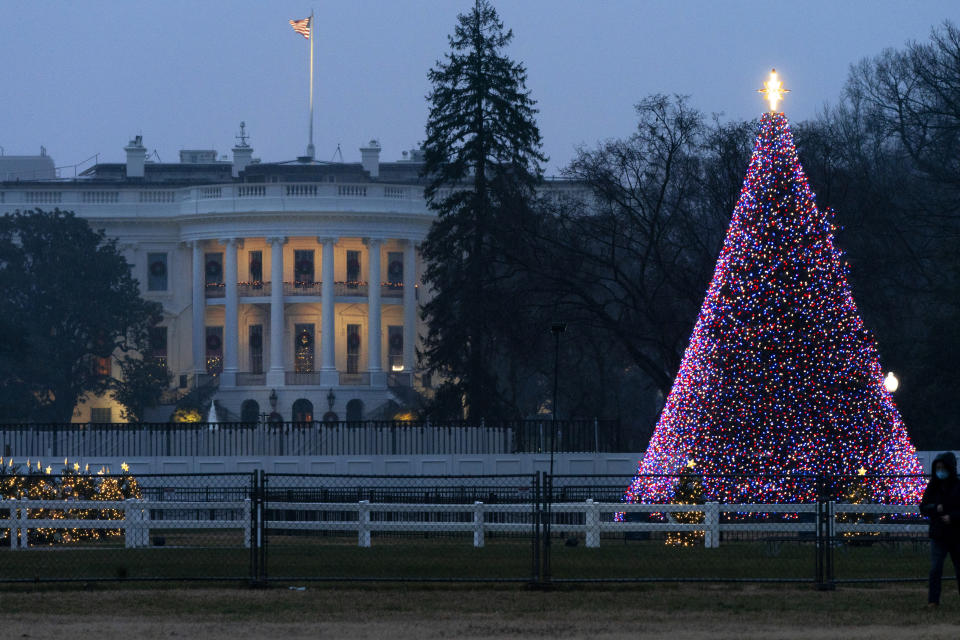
[815,477,836,590]
[8,500,19,550]
[17,497,27,549]
[358,500,371,547]
[704,502,720,548]
[473,501,485,548]
[125,498,143,548]
[243,498,252,549]
[585,499,600,548]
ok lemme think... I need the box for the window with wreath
[294,249,314,286]
[294,323,315,373]
[346,250,361,287]
[205,326,223,374]
[248,250,263,287]
[147,252,168,291]
[205,252,223,288]
[387,252,403,289]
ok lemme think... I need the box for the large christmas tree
[624,72,924,505]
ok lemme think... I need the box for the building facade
[0,136,435,423]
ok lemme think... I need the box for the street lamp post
[545,321,566,584]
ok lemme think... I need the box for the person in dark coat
[920,451,960,606]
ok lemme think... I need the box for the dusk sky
[2,1,958,176]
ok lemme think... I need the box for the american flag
[289,17,311,39]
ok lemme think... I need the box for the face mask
[936,469,950,480]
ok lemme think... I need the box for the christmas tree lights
[623,79,924,508]
[0,457,141,546]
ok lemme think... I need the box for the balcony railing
[285,371,324,385]
[284,282,322,296]
[205,283,225,298]
[334,282,368,297]
[382,283,404,298]
[204,281,415,300]
[339,372,371,386]
[238,282,270,297]
[236,373,266,386]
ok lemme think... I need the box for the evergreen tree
[420,0,546,420]
[622,104,924,507]
[0,209,162,423]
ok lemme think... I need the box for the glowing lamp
[883,372,899,393]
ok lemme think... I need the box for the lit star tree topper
[622,71,924,507]
[757,69,789,112]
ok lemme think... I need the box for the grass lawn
[0,583,956,639]
[0,533,946,584]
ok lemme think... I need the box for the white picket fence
[0,499,924,550]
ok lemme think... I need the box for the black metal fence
[0,419,624,457]
[0,471,943,589]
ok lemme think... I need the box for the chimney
[232,121,253,178]
[360,139,381,178]
[125,135,146,178]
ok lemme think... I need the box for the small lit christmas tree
[624,71,924,508]
[665,460,705,547]
[0,457,140,546]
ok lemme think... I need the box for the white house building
[0,134,435,423]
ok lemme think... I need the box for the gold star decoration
[121,462,130,473]
[686,459,697,469]
[73,462,80,472]
[857,466,867,476]
[757,69,790,112]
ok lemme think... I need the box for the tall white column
[267,237,286,387]
[365,238,384,386]
[191,240,205,376]
[319,236,338,387]
[402,240,417,373]
[221,238,239,387]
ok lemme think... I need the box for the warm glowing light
[121,462,130,473]
[757,69,789,112]
[45,466,51,475]
[857,466,867,476]
[73,462,80,472]
[686,459,696,469]
[883,372,899,393]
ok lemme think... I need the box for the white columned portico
[403,240,417,373]
[365,238,384,386]
[319,237,338,387]
[267,237,286,387]
[221,238,240,387]
[191,240,205,376]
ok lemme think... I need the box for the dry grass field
[0,583,956,639]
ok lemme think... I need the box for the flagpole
[307,9,315,159]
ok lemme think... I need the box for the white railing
[81,191,119,204]
[0,499,924,551]
[263,500,923,549]
[0,498,251,549]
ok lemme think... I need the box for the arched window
[346,399,364,422]
[292,398,314,424]
[322,411,339,423]
[240,399,260,424]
